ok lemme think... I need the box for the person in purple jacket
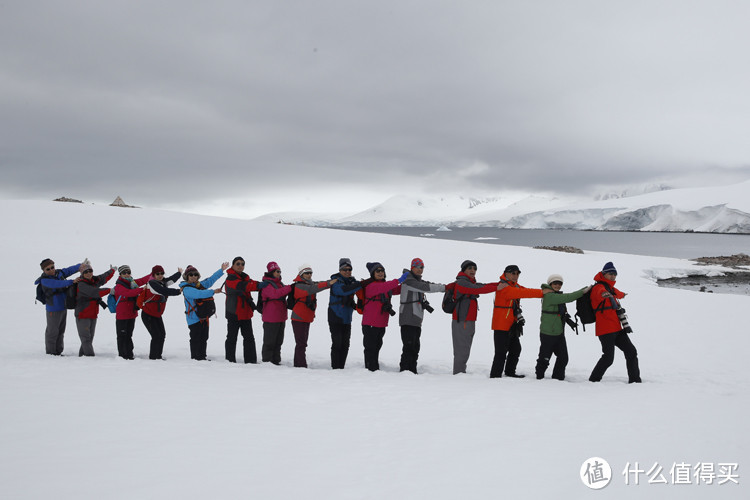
[35,257,84,355]
[361,262,409,371]
[259,261,293,365]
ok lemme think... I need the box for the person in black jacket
[327,258,364,369]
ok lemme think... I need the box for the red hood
[594,271,616,286]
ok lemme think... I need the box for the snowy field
[1,200,747,499]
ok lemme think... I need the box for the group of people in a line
[35,256,641,382]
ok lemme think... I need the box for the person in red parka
[489,264,549,378]
[448,260,503,375]
[589,262,641,383]
[290,264,337,368]
[224,256,264,364]
[140,265,183,360]
[113,265,150,360]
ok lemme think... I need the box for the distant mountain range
[255,181,750,233]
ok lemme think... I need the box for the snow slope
[1,200,747,499]
[262,181,750,233]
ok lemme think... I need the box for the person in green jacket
[535,274,590,380]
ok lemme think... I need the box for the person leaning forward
[35,257,83,355]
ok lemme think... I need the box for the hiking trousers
[226,315,257,363]
[535,333,568,380]
[451,320,476,374]
[142,312,167,360]
[292,321,310,368]
[115,318,136,360]
[45,310,67,355]
[262,322,285,365]
[490,323,523,378]
[329,322,351,369]
[189,321,210,360]
[589,330,641,383]
[76,317,97,357]
[362,325,386,371]
[399,325,421,374]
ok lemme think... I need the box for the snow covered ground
[1,200,747,499]
[259,181,750,233]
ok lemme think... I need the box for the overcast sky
[2,1,750,217]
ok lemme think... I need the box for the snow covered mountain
[257,181,750,233]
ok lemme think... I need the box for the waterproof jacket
[491,276,544,331]
[362,279,401,328]
[591,272,626,336]
[539,283,588,336]
[35,263,81,312]
[141,271,182,318]
[450,272,497,323]
[224,268,262,321]
[75,269,115,319]
[114,274,150,320]
[180,268,225,326]
[291,275,333,323]
[399,269,445,327]
[327,273,361,325]
[260,273,293,323]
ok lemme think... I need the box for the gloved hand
[398,271,410,284]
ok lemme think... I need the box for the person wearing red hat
[259,261,293,365]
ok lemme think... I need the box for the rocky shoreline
[657,254,750,295]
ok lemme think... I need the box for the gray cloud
[2,1,750,214]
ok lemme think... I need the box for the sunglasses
[340,267,353,272]
[413,266,424,269]
[83,269,93,274]
[187,273,199,278]
[121,271,131,275]
[234,262,245,266]
[154,272,164,276]
[44,266,55,271]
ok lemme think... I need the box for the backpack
[441,284,457,314]
[255,290,264,314]
[36,282,47,305]
[286,284,297,310]
[191,297,216,319]
[107,294,120,313]
[136,287,152,310]
[575,281,613,331]
[65,284,78,310]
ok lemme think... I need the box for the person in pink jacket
[112,264,150,360]
[259,261,293,365]
[361,262,409,371]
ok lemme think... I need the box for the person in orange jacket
[490,264,550,378]
[589,262,641,383]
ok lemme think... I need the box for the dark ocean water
[326,227,750,259]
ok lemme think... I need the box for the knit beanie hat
[298,264,313,276]
[79,262,93,274]
[339,258,352,270]
[40,258,54,270]
[118,265,131,275]
[183,265,200,280]
[366,262,384,276]
[547,274,564,285]
[411,258,424,269]
[602,262,617,274]
[232,256,244,266]
[152,265,165,275]
[460,260,477,272]
[267,261,281,273]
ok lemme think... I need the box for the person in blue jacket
[180,262,229,360]
[327,258,365,369]
[35,257,84,355]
